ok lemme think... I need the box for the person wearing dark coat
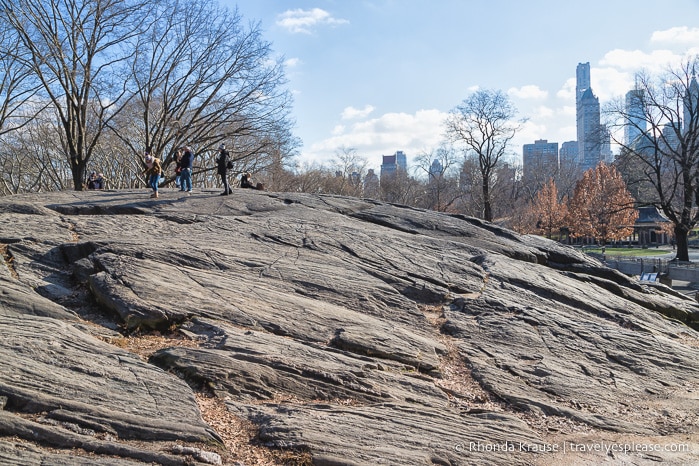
[239,172,264,190]
[240,172,256,189]
[179,146,193,193]
[215,144,232,195]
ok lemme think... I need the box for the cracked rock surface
[1,189,698,465]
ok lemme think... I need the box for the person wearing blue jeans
[142,153,162,199]
[179,146,193,193]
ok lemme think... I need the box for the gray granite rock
[0,189,698,465]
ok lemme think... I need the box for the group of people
[87,172,105,190]
[213,144,264,194]
[141,146,194,199]
[140,143,262,199]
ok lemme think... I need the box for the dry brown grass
[196,393,312,465]
[103,331,201,360]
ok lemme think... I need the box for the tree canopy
[605,57,699,260]
[444,89,523,221]
[0,0,296,191]
[567,163,638,245]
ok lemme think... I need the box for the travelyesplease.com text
[454,441,690,454]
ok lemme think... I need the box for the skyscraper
[559,141,578,166]
[428,158,443,179]
[395,151,407,172]
[625,88,646,146]
[684,72,699,135]
[380,151,407,178]
[380,154,397,178]
[576,62,611,170]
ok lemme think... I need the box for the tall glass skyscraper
[625,88,646,146]
[576,62,604,171]
[684,73,699,135]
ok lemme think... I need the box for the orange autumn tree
[528,178,568,239]
[567,163,638,245]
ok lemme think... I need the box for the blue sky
[220,0,699,172]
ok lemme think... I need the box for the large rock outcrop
[1,188,698,465]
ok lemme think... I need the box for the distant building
[625,88,646,146]
[363,168,380,197]
[380,151,407,178]
[395,150,407,172]
[559,141,579,165]
[576,62,609,171]
[601,125,613,164]
[428,159,443,180]
[634,206,671,246]
[684,72,699,134]
[380,154,397,178]
[523,139,559,183]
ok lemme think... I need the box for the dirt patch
[102,331,202,360]
[0,244,18,279]
[196,392,312,465]
[101,330,312,464]
[422,305,504,411]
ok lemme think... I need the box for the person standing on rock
[179,146,194,193]
[174,148,183,190]
[215,143,232,196]
[142,152,162,199]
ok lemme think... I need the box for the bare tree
[604,58,699,260]
[0,21,43,135]
[255,132,302,192]
[455,155,485,217]
[489,160,523,222]
[413,145,460,212]
[445,89,523,221]
[325,146,368,197]
[1,0,147,190]
[380,170,422,206]
[122,0,295,181]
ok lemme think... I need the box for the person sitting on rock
[87,172,104,190]
[240,172,263,190]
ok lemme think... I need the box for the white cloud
[276,8,349,34]
[284,57,301,68]
[556,78,576,100]
[513,97,581,149]
[590,66,634,101]
[508,85,548,100]
[599,48,685,76]
[341,105,375,120]
[560,106,576,117]
[532,106,554,119]
[302,109,447,169]
[651,26,699,45]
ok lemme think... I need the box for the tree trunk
[70,155,86,191]
[482,179,492,222]
[674,224,689,262]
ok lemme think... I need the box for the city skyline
[225,0,699,171]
